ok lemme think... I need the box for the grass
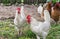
[0,19,60,39]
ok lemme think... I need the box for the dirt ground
[0,5,44,21]
[0,5,36,18]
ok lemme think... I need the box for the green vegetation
[0,19,60,39]
[0,0,60,5]
[0,19,18,39]
[0,0,47,5]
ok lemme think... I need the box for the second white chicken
[26,10,51,39]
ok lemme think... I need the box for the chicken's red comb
[27,15,31,19]
[16,7,21,11]
[55,2,60,7]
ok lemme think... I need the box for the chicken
[43,2,60,23]
[43,3,48,9]
[37,3,56,25]
[37,2,52,18]
[26,10,51,39]
[37,4,44,19]
[14,6,26,35]
[51,2,60,22]
[37,4,43,14]
[43,2,52,15]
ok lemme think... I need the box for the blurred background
[0,0,60,39]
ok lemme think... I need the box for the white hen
[14,6,26,35]
[37,4,43,14]
[14,6,26,26]
[27,10,51,39]
[43,3,48,9]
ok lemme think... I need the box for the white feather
[30,10,51,39]
[43,3,48,9]
[37,5,43,14]
[44,10,50,22]
[14,6,26,31]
